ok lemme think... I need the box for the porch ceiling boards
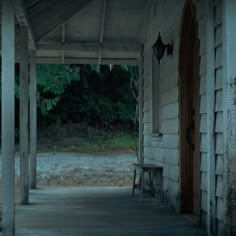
[19,0,150,65]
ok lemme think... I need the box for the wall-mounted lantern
[152,33,174,63]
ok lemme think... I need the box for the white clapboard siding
[163,164,179,181]
[200,114,207,133]
[201,172,208,191]
[200,153,208,172]
[216,197,224,220]
[152,134,179,149]
[200,75,207,95]
[216,155,224,176]
[215,24,222,47]
[200,133,207,153]
[215,112,223,132]
[200,94,207,114]
[143,123,152,135]
[160,71,178,93]
[215,67,223,90]
[201,191,208,212]
[215,89,223,112]
[215,45,223,68]
[215,133,223,155]
[160,118,179,134]
[161,87,178,106]
[214,2,222,26]
[161,102,179,120]
[216,175,223,198]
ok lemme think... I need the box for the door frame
[179,0,201,216]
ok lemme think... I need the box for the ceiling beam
[15,0,36,50]
[98,0,107,64]
[36,42,140,53]
[36,57,138,66]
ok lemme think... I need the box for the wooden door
[179,1,200,217]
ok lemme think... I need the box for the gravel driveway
[0,152,137,186]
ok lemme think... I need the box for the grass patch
[38,132,138,154]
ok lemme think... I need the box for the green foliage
[36,64,80,115]
[10,63,138,131]
[40,64,138,130]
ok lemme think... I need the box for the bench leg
[140,169,144,202]
[149,171,155,196]
[132,168,136,196]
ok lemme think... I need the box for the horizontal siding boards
[144,135,152,147]
[216,197,224,220]
[200,75,207,95]
[215,67,223,90]
[215,89,223,112]
[214,1,222,26]
[215,45,223,68]
[152,134,179,149]
[163,164,179,181]
[143,123,152,135]
[160,71,178,93]
[161,87,178,106]
[160,102,178,120]
[215,133,223,155]
[200,114,207,133]
[144,146,153,160]
[143,101,152,113]
[143,111,152,123]
[201,172,208,191]
[200,133,207,153]
[200,53,207,76]
[214,24,222,47]
[216,155,224,176]
[163,178,179,204]
[215,112,223,132]
[200,94,207,114]
[200,153,207,172]
[160,118,178,134]
[201,190,208,212]
[152,147,165,162]
[216,175,223,198]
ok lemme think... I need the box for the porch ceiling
[16,0,150,64]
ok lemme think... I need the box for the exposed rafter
[98,0,107,64]
[15,0,36,50]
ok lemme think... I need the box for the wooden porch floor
[16,187,207,236]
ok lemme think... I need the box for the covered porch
[16,187,206,236]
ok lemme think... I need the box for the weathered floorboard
[16,187,207,236]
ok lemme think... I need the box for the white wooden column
[138,45,144,165]
[19,26,29,205]
[1,0,15,235]
[29,51,37,189]
[223,0,236,234]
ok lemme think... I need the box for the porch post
[138,45,144,165]
[1,0,15,235]
[29,51,37,189]
[19,26,30,205]
[223,0,236,234]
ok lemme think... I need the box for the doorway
[179,1,200,217]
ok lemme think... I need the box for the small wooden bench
[132,163,163,202]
